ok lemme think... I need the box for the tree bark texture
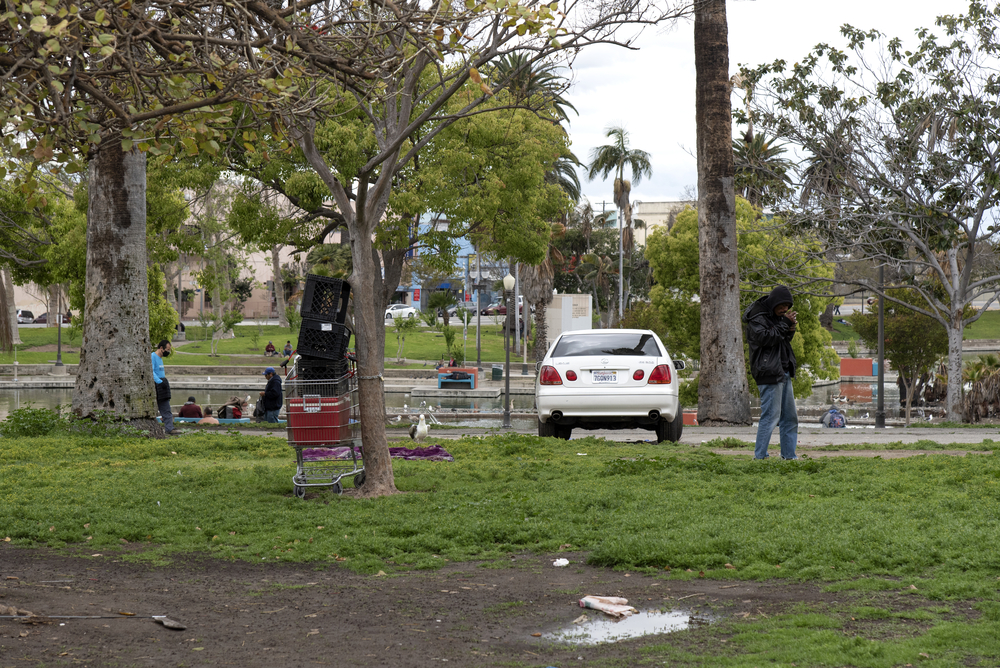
[272,245,288,327]
[946,319,964,422]
[348,200,396,497]
[694,0,751,426]
[3,268,19,346]
[72,143,157,420]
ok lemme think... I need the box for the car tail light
[632,369,644,381]
[648,364,672,384]
[539,365,563,385]
[565,370,578,381]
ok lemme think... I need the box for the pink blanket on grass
[302,446,454,462]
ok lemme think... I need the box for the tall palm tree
[733,132,793,209]
[520,223,566,360]
[586,125,652,324]
[694,0,751,425]
[800,132,855,328]
[578,253,615,327]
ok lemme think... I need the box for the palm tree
[800,131,855,328]
[577,253,615,327]
[494,53,578,124]
[733,132,793,209]
[520,224,566,360]
[694,0,751,425]
[586,125,652,325]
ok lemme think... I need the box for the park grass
[5,428,1000,666]
[0,322,517,366]
[3,429,1000,587]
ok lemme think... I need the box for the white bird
[409,414,429,442]
[862,412,870,419]
[389,415,402,423]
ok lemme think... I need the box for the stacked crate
[286,275,362,496]
[294,274,353,386]
[287,274,354,439]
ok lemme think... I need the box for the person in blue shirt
[151,339,180,435]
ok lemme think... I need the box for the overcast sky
[569,0,972,209]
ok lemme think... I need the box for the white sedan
[385,304,419,320]
[535,329,685,442]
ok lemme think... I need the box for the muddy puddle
[542,608,714,645]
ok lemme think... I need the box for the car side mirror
[535,361,543,372]
[673,359,686,371]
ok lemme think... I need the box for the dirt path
[1,547,841,667]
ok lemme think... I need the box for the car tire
[555,424,572,440]
[656,407,684,443]
[407,313,414,318]
[538,418,556,438]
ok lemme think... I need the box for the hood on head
[764,285,793,313]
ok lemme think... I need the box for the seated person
[449,358,458,367]
[178,396,203,419]
[283,341,293,357]
[220,396,244,419]
[198,407,220,424]
[265,341,277,356]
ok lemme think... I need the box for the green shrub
[1,406,65,437]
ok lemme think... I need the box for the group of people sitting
[176,395,251,424]
[265,340,294,358]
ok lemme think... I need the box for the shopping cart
[284,366,363,498]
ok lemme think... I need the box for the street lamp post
[875,266,886,428]
[502,272,515,429]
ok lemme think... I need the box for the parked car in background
[16,309,34,324]
[535,329,685,443]
[384,303,419,320]
[33,313,70,324]
[482,302,506,316]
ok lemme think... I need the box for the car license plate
[592,370,617,383]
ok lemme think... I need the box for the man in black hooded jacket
[743,285,798,460]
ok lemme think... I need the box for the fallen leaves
[725,563,736,569]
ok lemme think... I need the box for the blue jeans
[264,408,281,423]
[755,373,797,459]
[157,399,175,432]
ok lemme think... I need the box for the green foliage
[148,266,180,347]
[410,92,571,266]
[850,288,948,386]
[285,304,302,335]
[847,338,860,358]
[0,406,64,437]
[646,198,839,399]
[393,316,420,362]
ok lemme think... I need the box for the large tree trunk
[4,267,20,346]
[694,0,751,425]
[272,244,288,327]
[946,317,964,422]
[72,143,157,420]
[348,198,396,497]
[0,267,11,351]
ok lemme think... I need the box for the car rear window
[552,332,662,357]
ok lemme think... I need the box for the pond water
[542,608,714,646]
[0,381,907,422]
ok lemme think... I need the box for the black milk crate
[300,275,351,324]
[297,319,352,361]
